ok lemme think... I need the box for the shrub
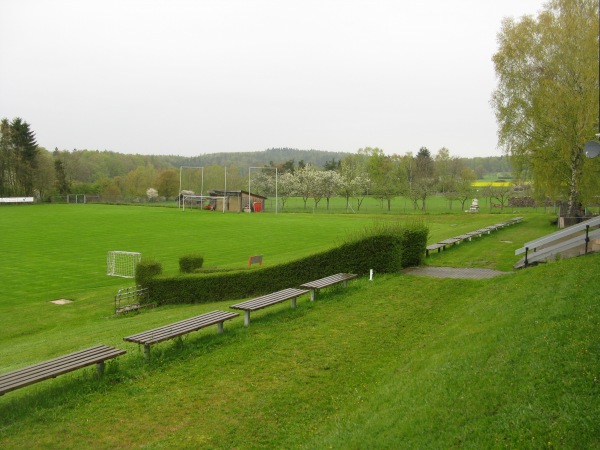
[179,254,204,273]
[135,260,162,286]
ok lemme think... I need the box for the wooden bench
[0,344,126,396]
[426,243,446,256]
[299,273,358,301]
[439,238,461,246]
[230,287,309,326]
[123,310,239,359]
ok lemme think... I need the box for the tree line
[250,147,482,211]
[0,125,515,206]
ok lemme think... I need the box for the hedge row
[137,221,428,306]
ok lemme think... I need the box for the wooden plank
[0,345,126,395]
[299,273,357,290]
[299,273,358,300]
[439,238,460,245]
[123,310,239,345]
[230,288,309,312]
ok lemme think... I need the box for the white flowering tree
[146,187,158,202]
[276,172,298,210]
[316,170,342,210]
[294,164,319,209]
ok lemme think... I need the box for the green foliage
[135,259,162,285]
[399,221,428,267]
[492,0,599,214]
[178,254,204,273]
[144,222,428,305]
[0,117,39,196]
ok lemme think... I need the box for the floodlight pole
[248,166,278,214]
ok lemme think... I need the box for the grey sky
[1,0,545,158]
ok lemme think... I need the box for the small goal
[107,251,142,278]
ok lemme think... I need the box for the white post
[369,269,373,281]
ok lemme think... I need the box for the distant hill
[163,148,351,169]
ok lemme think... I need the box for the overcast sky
[1,0,546,158]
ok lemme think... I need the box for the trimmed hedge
[135,260,163,286]
[139,222,428,306]
[179,254,204,273]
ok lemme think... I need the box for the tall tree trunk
[567,151,583,217]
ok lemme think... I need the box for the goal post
[107,251,142,278]
[181,194,227,212]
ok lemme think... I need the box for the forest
[1,117,518,211]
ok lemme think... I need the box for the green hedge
[179,254,204,273]
[135,259,163,286]
[139,222,428,306]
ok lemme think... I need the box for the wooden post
[244,311,250,327]
[143,344,151,360]
[217,322,224,333]
[96,361,105,377]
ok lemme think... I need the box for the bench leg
[244,311,250,327]
[217,321,224,333]
[96,361,105,377]
[310,289,315,301]
[343,280,348,288]
[291,297,297,308]
[143,344,151,360]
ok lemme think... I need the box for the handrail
[515,215,600,255]
[516,228,600,267]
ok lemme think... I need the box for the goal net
[181,194,227,212]
[107,251,142,278]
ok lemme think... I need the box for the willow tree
[491,0,599,216]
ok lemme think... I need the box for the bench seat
[230,288,309,326]
[299,273,358,301]
[0,344,126,396]
[439,238,460,245]
[124,310,239,358]
[426,243,446,256]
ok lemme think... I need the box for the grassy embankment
[0,204,597,448]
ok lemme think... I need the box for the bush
[135,260,162,286]
[179,254,204,273]
[144,221,428,306]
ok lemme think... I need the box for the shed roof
[209,190,267,200]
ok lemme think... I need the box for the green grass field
[0,204,597,448]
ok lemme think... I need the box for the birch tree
[491,0,599,216]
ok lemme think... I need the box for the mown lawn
[1,204,597,448]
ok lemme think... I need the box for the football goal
[107,251,142,278]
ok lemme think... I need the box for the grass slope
[1,205,596,448]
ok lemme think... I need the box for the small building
[208,190,268,212]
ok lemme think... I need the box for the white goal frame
[181,194,227,212]
[107,251,142,278]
